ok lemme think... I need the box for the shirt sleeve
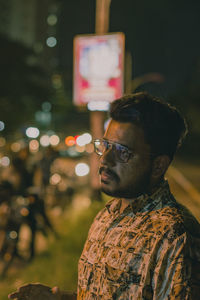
[152,232,200,299]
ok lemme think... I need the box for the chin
[101,186,116,197]
[101,186,124,198]
[101,185,144,199]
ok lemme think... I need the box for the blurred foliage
[51,75,90,136]
[0,34,53,135]
[0,199,106,298]
[0,34,89,138]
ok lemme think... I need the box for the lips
[101,170,113,182]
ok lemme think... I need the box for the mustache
[99,166,119,181]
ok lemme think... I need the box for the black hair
[110,92,188,160]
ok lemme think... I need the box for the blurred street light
[29,140,39,152]
[40,135,50,147]
[0,121,5,131]
[75,163,90,177]
[11,142,21,152]
[46,36,57,47]
[47,14,57,26]
[65,136,75,146]
[49,135,60,146]
[0,156,10,167]
[26,127,40,138]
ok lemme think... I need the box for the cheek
[116,163,136,183]
[117,159,150,183]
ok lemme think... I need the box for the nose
[100,147,116,167]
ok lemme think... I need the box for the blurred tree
[0,34,53,136]
[50,71,90,135]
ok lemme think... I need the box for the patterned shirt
[78,181,200,299]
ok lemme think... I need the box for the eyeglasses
[93,139,134,163]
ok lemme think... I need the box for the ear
[151,155,171,179]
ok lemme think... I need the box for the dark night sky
[58,0,200,98]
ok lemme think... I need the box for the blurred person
[8,92,200,300]
[0,181,27,276]
[0,181,15,247]
[11,146,33,196]
[0,180,14,205]
[36,146,59,191]
[25,190,58,260]
[0,147,32,196]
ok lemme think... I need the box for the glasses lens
[94,140,105,155]
[114,144,130,163]
[94,140,131,163]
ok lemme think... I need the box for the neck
[119,178,165,214]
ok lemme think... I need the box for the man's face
[99,120,153,198]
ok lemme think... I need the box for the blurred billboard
[73,33,125,110]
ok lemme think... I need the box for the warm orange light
[4,253,12,261]
[74,135,80,142]
[65,136,75,146]
[29,139,39,152]
[20,207,29,217]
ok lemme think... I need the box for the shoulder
[149,181,200,239]
[86,198,117,235]
[149,203,200,242]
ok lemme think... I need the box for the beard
[100,164,153,199]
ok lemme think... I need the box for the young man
[9,92,200,299]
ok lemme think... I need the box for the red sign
[73,33,125,110]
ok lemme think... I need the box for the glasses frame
[93,139,134,163]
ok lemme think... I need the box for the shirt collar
[105,180,171,215]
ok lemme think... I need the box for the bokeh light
[50,173,61,185]
[49,135,60,146]
[9,231,18,239]
[76,136,85,147]
[76,133,92,146]
[20,207,29,217]
[0,156,10,167]
[75,163,90,176]
[29,140,39,152]
[11,142,21,152]
[26,127,40,138]
[0,121,5,131]
[82,133,92,144]
[65,136,75,147]
[47,14,57,26]
[40,135,50,147]
[46,36,57,47]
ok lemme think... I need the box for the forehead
[104,120,147,149]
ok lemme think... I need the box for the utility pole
[95,0,111,34]
[125,51,132,94]
[89,0,112,197]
